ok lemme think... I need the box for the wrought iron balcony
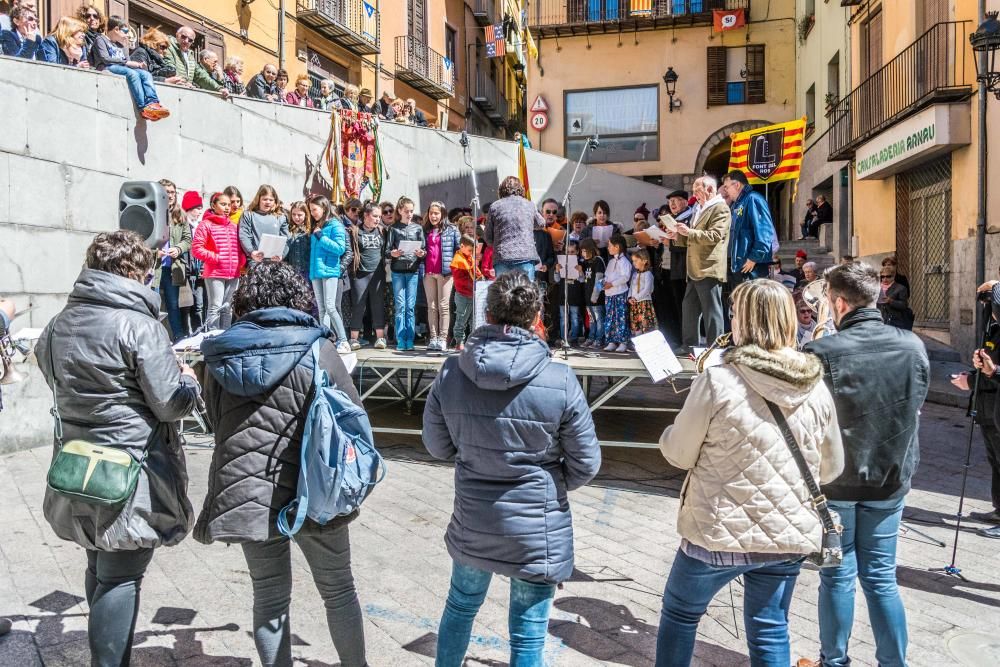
[395,35,456,100]
[528,0,749,38]
[473,0,498,27]
[828,21,974,161]
[296,0,380,56]
[472,69,510,126]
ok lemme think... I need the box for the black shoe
[978,525,1000,539]
[968,509,1000,523]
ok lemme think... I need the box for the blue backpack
[277,339,385,537]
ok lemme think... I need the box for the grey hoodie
[423,325,601,584]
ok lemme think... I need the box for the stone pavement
[1,401,999,666]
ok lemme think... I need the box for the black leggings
[350,269,386,332]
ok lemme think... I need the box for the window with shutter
[707,47,727,107]
[746,44,765,104]
[106,0,127,21]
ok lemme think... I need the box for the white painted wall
[0,55,668,451]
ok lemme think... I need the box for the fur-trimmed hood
[723,344,823,409]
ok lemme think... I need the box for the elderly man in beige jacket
[668,176,730,349]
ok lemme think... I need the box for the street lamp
[971,11,1000,99]
[663,67,680,113]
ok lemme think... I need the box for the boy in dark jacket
[803,262,929,667]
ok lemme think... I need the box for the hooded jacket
[310,217,348,280]
[805,308,929,501]
[659,345,844,555]
[423,325,601,584]
[195,308,361,543]
[36,269,201,551]
[193,211,245,279]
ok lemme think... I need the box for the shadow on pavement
[897,564,1000,609]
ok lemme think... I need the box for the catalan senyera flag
[485,24,506,58]
[518,141,531,201]
[713,8,746,32]
[630,0,653,17]
[727,118,806,185]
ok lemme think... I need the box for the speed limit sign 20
[530,112,549,131]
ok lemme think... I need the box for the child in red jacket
[192,192,245,329]
[450,235,484,350]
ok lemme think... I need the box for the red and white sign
[530,95,549,113]
[530,112,549,131]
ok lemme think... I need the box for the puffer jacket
[35,269,201,551]
[423,325,602,584]
[195,308,360,543]
[193,212,245,279]
[659,345,844,555]
[310,217,348,280]
[426,223,460,276]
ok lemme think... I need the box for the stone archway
[692,119,774,179]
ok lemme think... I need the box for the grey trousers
[241,523,366,667]
[205,277,239,330]
[682,278,724,347]
[85,547,155,667]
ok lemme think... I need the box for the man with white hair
[163,26,197,87]
[193,48,230,99]
[797,261,818,290]
[667,176,730,349]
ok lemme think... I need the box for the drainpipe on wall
[374,0,381,101]
[277,0,286,71]
[977,0,988,339]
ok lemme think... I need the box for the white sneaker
[374,337,387,350]
[438,339,449,352]
[336,341,352,354]
[603,342,617,352]
[428,338,440,352]
[616,343,628,353]
[349,339,362,351]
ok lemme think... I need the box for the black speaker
[118,181,168,248]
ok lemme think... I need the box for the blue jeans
[106,64,159,109]
[819,498,907,667]
[656,549,802,667]
[494,260,536,281]
[436,561,556,667]
[160,265,183,341]
[391,271,419,348]
[555,304,583,341]
[313,277,348,343]
[586,304,605,344]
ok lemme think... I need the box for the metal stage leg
[588,377,635,411]
[361,368,403,402]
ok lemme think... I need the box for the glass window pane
[567,134,659,164]
[566,86,658,137]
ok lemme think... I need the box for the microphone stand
[460,131,481,345]
[557,135,599,360]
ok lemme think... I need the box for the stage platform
[352,346,698,449]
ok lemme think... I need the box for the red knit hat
[795,249,808,259]
[181,190,203,211]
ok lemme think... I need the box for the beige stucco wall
[525,0,797,181]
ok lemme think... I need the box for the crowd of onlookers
[1,1,432,124]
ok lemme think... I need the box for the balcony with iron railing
[473,0,498,27]
[528,0,749,38]
[472,69,511,126]
[828,21,974,161]
[395,35,456,99]
[296,0,380,56]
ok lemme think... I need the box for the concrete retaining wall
[0,55,668,451]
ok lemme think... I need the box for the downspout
[977,0,987,339]
[278,0,286,71]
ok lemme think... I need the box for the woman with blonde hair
[655,278,844,667]
[286,73,315,107]
[336,83,360,111]
[40,16,90,67]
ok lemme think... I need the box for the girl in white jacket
[601,234,632,352]
[654,278,844,667]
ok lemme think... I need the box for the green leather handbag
[43,320,144,506]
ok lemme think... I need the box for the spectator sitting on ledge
[285,74,314,108]
[247,64,280,102]
[40,15,89,67]
[194,48,230,99]
[274,68,289,102]
[0,5,42,60]
[76,2,104,54]
[317,78,338,110]
[91,15,169,122]
[222,55,246,96]
[163,26,198,88]
[129,27,182,83]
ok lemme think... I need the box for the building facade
[793,0,851,255]
[830,0,978,352]
[524,0,796,221]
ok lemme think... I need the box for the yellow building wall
[525,0,796,179]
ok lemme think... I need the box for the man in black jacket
[803,262,929,667]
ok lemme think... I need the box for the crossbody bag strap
[46,317,64,447]
[763,399,837,534]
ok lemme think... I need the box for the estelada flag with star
[727,118,806,185]
[713,8,746,32]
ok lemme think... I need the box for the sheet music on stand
[631,330,683,383]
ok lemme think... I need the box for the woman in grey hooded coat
[423,271,601,666]
[36,231,201,667]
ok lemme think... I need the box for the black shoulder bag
[764,399,844,569]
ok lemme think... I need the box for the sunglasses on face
[86,12,100,18]
[543,209,558,215]
[880,275,893,279]
[382,209,393,215]
[179,35,194,43]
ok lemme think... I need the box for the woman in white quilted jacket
[655,279,845,667]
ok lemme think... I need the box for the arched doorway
[693,119,774,181]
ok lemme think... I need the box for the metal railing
[472,69,501,112]
[528,0,748,33]
[828,21,973,160]
[473,0,498,26]
[296,0,380,55]
[395,35,455,99]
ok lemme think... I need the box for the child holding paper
[553,241,585,346]
[628,248,658,338]
[579,239,606,349]
[386,196,426,351]
[239,184,289,265]
[602,235,632,353]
